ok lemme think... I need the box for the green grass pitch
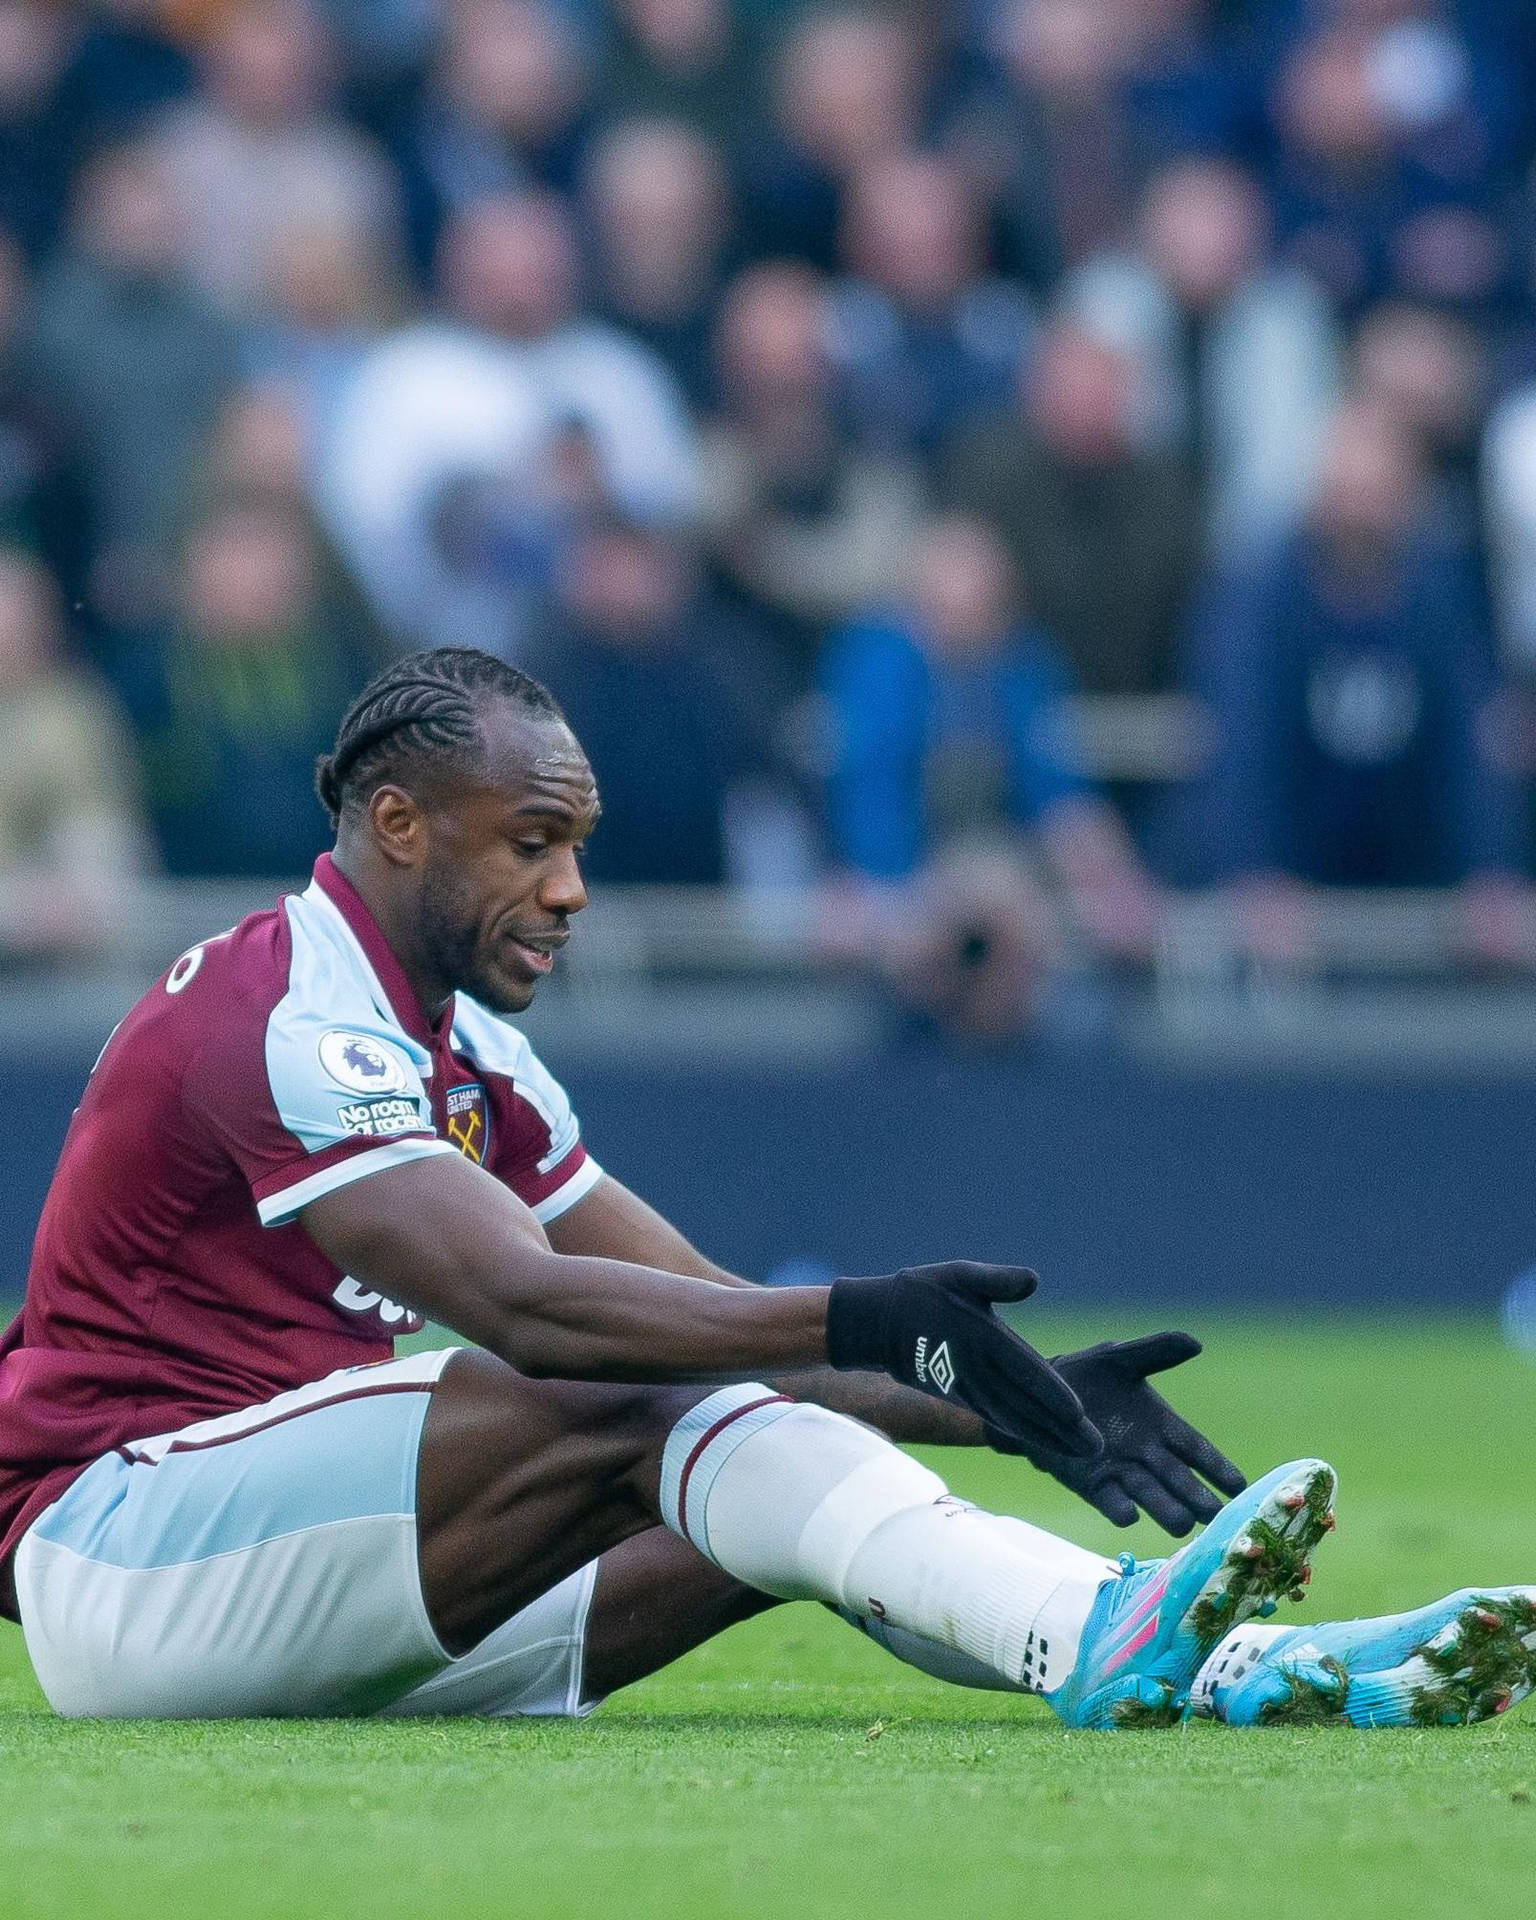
[3,1315,1536,1919]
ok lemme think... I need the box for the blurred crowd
[5,0,1536,1029]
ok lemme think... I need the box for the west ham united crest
[444,1082,490,1165]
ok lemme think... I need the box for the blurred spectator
[20,141,238,626]
[1266,21,1509,317]
[0,0,1526,951]
[313,0,440,79]
[596,0,753,148]
[181,383,383,651]
[1179,400,1531,962]
[528,514,783,886]
[1354,300,1486,550]
[50,0,194,164]
[0,228,66,566]
[944,0,1250,296]
[943,321,1200,696]
[821,514,1162,1036]
[150,0,403,319]
[584,117,730,406]
[699,259,924,676]
[391,0,592,283]
[244,210,402,450]
[1484,374,1536,681]
[317,190,698,653]
[1268,1,1521,191]
[107,496,371,876]
[0,548,144,960]
[828,150,1033,463]
[739,8,921,270]
[0,0,73,259]
[1066,156,1341,556]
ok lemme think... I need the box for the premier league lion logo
[318,1030,412,1095]
[343,1040,389,1081]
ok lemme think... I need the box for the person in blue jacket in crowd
[820,512,1161,1035]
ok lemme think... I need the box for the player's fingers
[1084,1477,1141,1528]
[909,1260,1038,1301]
[1110,1331,1202,1378]
[974,1337,1100,1455]
[1115,1462,1200,1537]
[961,1264,1040,1305]
[1165,1418,1247,1497]
[1142,1448,1223,1524]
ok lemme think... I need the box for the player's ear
[368,785,427,868]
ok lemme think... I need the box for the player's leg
[15,1344,1333,1723]
[14,1348,744,1719]
[414,1355,1123,1697]
[15,1350,463,1716]
[415,1362,1339,1727]
[1190,1588,1536,1727]
[381,1529,778,1719]
[654,1386,1337,1726]
[584,1528,778,1699]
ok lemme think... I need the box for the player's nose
[539,847,588,916]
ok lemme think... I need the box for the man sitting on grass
[1,648,1529,1729]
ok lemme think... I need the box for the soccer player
[0,649,1529,1730]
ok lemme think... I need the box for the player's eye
[514,839,548,859]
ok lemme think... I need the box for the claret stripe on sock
[675,1395,792,1548]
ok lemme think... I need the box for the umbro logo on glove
[824,1261,1101,1457]
[914,1336,957,1395]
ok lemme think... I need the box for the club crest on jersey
[318,1030,411,1096]
[445,1082,490,1165]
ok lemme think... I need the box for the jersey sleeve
[499,1041,603,1224]
[186,996,454,1228]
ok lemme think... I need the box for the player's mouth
[506,931,568,976]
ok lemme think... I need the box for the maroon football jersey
[0,855,600,1575]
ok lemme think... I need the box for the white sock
[837,1608,1030,1692]
[660,1385,1117,1694]
[1187,1621,1289,1717]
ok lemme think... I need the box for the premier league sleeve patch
[445,1082,490,1165]
[317,1030,412,1096]
[336,1096,426,1137]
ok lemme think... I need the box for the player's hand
[989,1332,1246,1536]
[826,1262,1103,1458]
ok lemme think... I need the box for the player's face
[416,709,600,1014]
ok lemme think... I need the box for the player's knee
[660,1387,947,1600]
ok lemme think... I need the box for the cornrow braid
[316,647,563,827]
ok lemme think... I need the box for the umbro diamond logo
[914,1335,958,1395]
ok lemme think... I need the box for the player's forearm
[303,1156,832,1383]
[476,1250,833,1383]
[546,1178,985,1442]
[769,1365,987,1446]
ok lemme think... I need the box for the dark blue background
[3,1041,1526,1311]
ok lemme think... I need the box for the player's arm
[303,1152,825,1380]
[546,1174,990,1446]
[546,1177,1247,1533]
[299,1150,1099,1458]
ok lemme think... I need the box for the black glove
[827,1262,1102,1459]
[988,1332,1246,1536]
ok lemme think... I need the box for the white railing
[62,875,1533,985]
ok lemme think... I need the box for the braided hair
[316,647,564,828]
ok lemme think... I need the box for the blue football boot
[1190,1587,1536,1727]
[1049,1458,1338,1729]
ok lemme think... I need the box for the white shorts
[13,1350,602,1720]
